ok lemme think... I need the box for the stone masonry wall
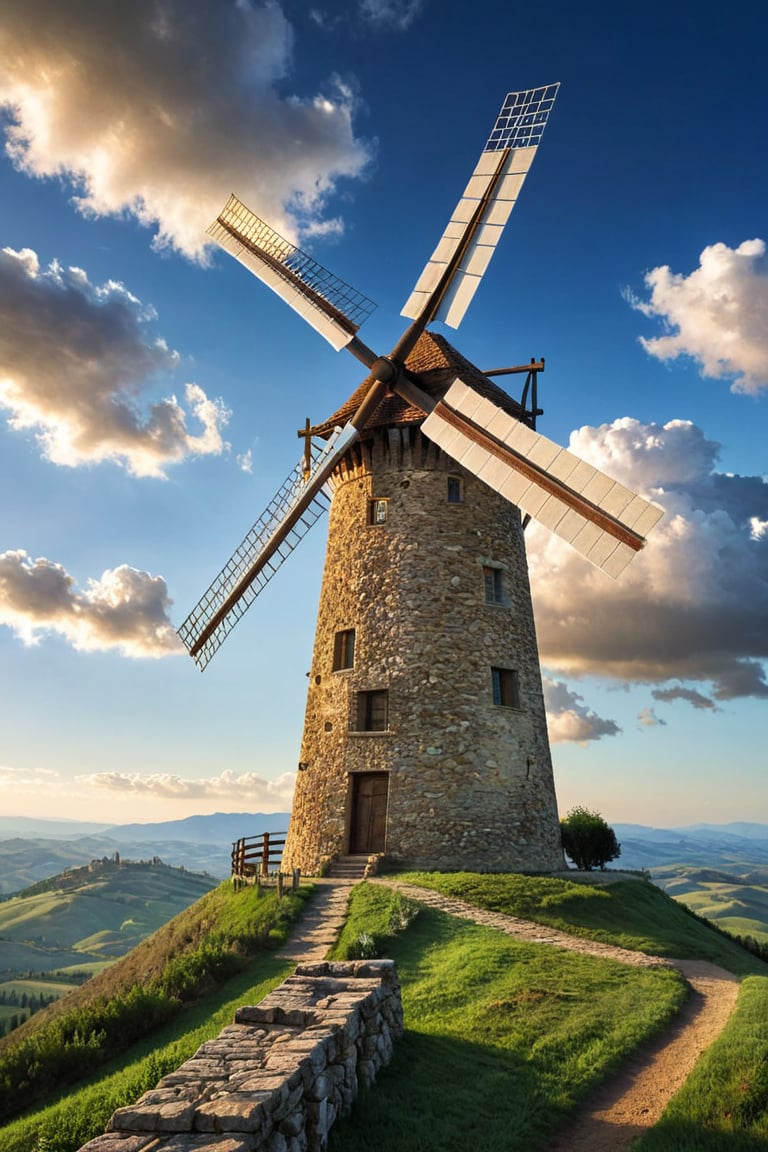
[77,960,402,1152]
[284,426,564,875]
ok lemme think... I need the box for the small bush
[560,807,621,871]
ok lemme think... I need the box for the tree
[560,807,621,871]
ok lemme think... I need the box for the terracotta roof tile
[306,331,525,438]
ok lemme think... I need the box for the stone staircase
[326,855,369,880]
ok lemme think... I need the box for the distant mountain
[0,817,111,839]
[0,811,288,843]
[0,813,291,894]
[105,811,289,844]
[612,823,768,871]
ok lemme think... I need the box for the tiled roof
[306,331,525,438]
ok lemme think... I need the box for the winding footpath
[369,878,740,1152]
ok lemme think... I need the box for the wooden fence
[231,831,287,879]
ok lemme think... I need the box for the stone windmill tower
[179,84,663,873]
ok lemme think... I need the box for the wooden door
[349,773,389,854]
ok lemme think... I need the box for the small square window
[333,628,355,671]
[483,566,504,604]
[447,476,463,504]
[491,667,521,709]
[355,689,388,731]
[368,498,388,525]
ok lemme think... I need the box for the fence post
[276,872,284,901]
[261,832,270,878]
[292,868,300,891]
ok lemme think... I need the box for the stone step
[327,856,369,879]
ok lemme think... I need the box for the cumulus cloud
[543,678,621,745]
[0,0,372,257]
[651,686,718,711]
[627,239,768,394]
[0,550,183,658]
[0,247,228,476]
[529,417,768,701]
[77,768,295,810]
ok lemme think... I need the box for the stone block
[194,1096,267,1134]
[77,1137,157,1152]
[109,1099,195,1133]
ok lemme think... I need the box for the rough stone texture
[77,961,401,1152]
[284,420,564,875]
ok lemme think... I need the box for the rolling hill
[0,857,217,1033]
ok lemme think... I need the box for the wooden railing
[231,831,287,879]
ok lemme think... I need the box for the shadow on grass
[633,1119,768,1152]
[329,1028,558,1152]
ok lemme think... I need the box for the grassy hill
[0,858,217,1034]
[651,866,768,944]
[0,878,312,1145]
[0,872,765,1152]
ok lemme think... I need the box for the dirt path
[275,878,355,964]
[371,879,740,1151]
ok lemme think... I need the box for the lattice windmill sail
[181,82,661,670]
[180,84,663,875]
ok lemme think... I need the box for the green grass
[393,872,767,975]
[328,884,688,1152]
[0,955,294,1152]
[633,975,768,1152]
[0,881,315,1126]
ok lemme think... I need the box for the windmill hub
[371,356,400,387]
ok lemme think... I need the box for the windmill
[179,84,663,874]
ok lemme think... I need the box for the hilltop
[0,811,290,892]
[0,872,765,1152]
[0,857,217,1035]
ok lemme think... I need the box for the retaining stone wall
[77,960,402,1152]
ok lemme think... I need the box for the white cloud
[627,239,768,394]
[0,0,373,257]
[637,706,666,728]
[529,417,768,700]
[237,449,254,473]
[77,768,295,810]
[358,0,425,29]
[0,247,229,476]
[0,550,183,658]
[543,677,621,745]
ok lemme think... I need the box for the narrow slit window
[333,628,355,671]
[483,566,504,604]
[355,689,389,731]
[447,476,464,503]
[491,667,521,709]
[368,498,388,525]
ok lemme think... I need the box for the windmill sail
[179,423,357,669]
[401,84,559,329]
[422,377,663,577]
[206,196,376,351]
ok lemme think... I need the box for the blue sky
[0,0,765,828]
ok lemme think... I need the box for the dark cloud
[0,549,182,657]
[651,686,718,711]
[543,678,621,744]
[0,248,228,474]
[529,418,768,701]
